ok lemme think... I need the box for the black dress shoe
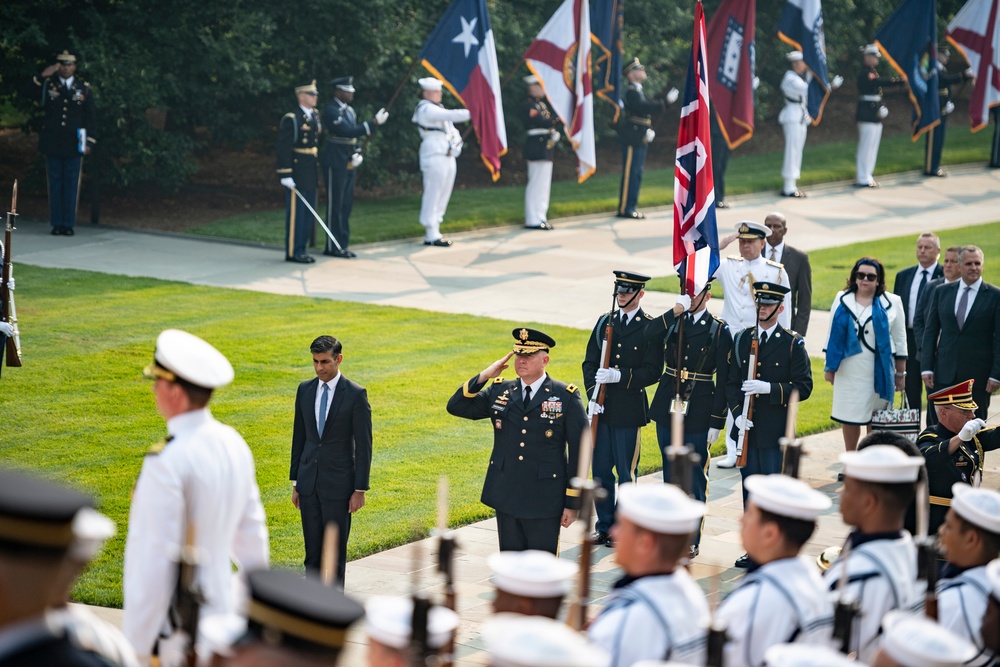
[590,530,609,546]
[323,249,352,258]
[345,250,357,258]
[605,535,615,548]
[781,190,807,198]
[286,254,314,264]
[734,553,752,568]
[424,239,453,247]
[616,211,645,219]
[51,227,64,236]
[64,227,75,236]
[689,545,700,559]
[524,222,554,230]
[837,472,845,482]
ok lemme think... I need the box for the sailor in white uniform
[873,610,978,667]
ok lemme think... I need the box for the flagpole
[458,59,526,143]
[384,59,423,113]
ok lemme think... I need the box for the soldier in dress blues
[277,80,322,264]
[924,48,975,178]
[855,44,905,188]
[447,328,585,553]
[320,76,389,259]
[522,74,561,230]
[31,50,97,236]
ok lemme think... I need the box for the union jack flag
[673,1,721,297]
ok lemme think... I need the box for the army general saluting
[448,328,586,553]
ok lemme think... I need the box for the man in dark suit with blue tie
[291,335,373,584]
[893,232,943,418]
[921,245,1000,420]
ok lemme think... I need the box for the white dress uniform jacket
[588,570,710,667]
[822,533,922,664]
[779,70,811,191]
[937,565,996,667]
[716,555,835,667]
[716,255,792,331]
[123,408,270,664]
[412,99,471,242]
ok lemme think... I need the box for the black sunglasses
[856,272,878,282]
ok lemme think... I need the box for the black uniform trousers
[496,511,560,553]
[592,422,641,533]
[284,187,314,260]
[656,420,710,544]
[324,166,355,252]
[924,115,948,175]
[46,155,83,230]
[619,142,648,216]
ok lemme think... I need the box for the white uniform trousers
[419,154,457,242]
[781,122,808,193]
[856,122,883,185]
[524,160,553,227]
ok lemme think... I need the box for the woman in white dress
[824,258,907,451]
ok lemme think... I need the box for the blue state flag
[874,0,941,139]
[591,0,624,120]
[777,0,834,123]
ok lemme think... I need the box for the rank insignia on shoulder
[146,435,174,456]
[644,312,653,320]
[493,377,504,384]
[566,383,579,395]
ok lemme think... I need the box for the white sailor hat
[144,329,234,390]
[951,484,1000,534]
[881,610,978,667]
[840,445,923,483]
[419,77,443,92]
[735,220,770,239]
[68,507,116,562]
[617,483,705,535]
[365,596,458,650]
[863,44,882,57]
[764,643,860,667]
[986,559,1000,599]
[484,613,610,667]
[524,74,540,85]
[786,51,804,62]
[488,550,576,597]
[744,475,832,522]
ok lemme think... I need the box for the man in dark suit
[893,232,944,419]
[914,245,962,426]
[291,335,373,585]
[277,80,322,264]
[320,76,388,259]
[447,328,585,553]
[921,245,1000,420]
[582,271,661,547]
[764,212,812,335]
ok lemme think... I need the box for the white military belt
[859,95,882,102]
[527,128,551,136]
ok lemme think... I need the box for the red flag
[705,0,757,149]
[947,0,1000,131]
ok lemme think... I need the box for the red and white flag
[948,0,1000,130]
[523,0,596,182]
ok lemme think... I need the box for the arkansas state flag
[705,0,756,149]
[591,0,624,121]
[419,0,507,180]
[524,0,596,182]
[674,1,721,297]
[778,0,835,124]
[874,0,941,139]
[948,0,1000,131]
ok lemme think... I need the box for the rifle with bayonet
[914,469,939,621]
[1,180,22,373]
[566,427,606,631]
[780,390,803,478]
[409,532,434,667]
[667,410,699,497]
[735,327,758,468]
[435,477,457,667]
[587,288,618,428]
[168,524,204,667]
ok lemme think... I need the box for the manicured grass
[192,127,991,246]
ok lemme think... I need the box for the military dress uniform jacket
[645,309,732,433]
[619,83,665,146]
[856,66,902,124]
[447,373,585,519]
[726,324,812,448]
[716,256,792,330]
[916,423,1000,533]
[320,98,376,170]
[582,308,662,428]
[523,96,560,161]
[715,555,835,667]
[276,107,321,188]
[34,75,97,158]
[937,564,996,667]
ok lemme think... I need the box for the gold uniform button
[551,474,557,478]
[617,343,622,348]
[615,354,620,359]
[523,416,529,422]
[519,443,525,448]
[521,429,527,434]
[518,456,524,461]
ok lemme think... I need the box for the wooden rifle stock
[566,430,604,631]
[918,537,939,621]
[735,334,758,467]
[780,390,802,478]
[320,522,339,586]
[2,180,22,369]
[588,310,616,439]
[832,538,859,656]
[706,619,728,667]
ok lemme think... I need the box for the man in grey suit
[913,245,962,426]
[894,232,944,418]
[764,212,812,335]
[291,335,373,584]
[921,245,1000,419]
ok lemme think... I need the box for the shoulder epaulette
[146,436,174,456]
[643,312,653,320]
[566,383,579,395]
[492,377,504,384]
[726,255,742,261]
[766,258,785,268]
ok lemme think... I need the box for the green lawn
[192,127,992,246]
[1,263,834,607]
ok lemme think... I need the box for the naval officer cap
[295,80,318,95]
[512,327,556,355]
[735,220,770,239]
[881,610,978,667]
[56,50,77,63]
[623,57,645,74]
[484,613,610,667]
[764,643,860,667]
[0,469,94,556]
[951,484,1000,535]
[330,76,355,93]
[144,329,234,391]
[365,596,458,650]
[617,483,705,535]
[240,569,364,655]
[488,550,577,597]
[786,51,804,62]
[68,507,116,563]
[839,444,924,483]
[744,474,832,522]
[928,379,978,411]
[753,281,790,305]
[419,77,443,92]
[863,44,882,57]
[614,270,651,293]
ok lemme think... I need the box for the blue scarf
[825,293,894,402]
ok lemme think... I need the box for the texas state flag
[419,0,508,180]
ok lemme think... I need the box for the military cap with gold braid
[295,80,318,95]
[735,220,770,240]
[512,328,556,355]
[0,469,93,556]
[56,50,77,63]
[143,329,234,391]
[239,569,364,655]
[752,281,790,305]
[623,57,645,74]
[614,270,651,294]
[928,379,978,411]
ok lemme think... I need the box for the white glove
[804,113,813,125]
[944,100,955,115]
[350,153,364,168]
[752,76,760,91]
[374,107,389,125]
[742,380,771,395]
[666,87,680,104]
[878,105,889,120]
[596,367,621,384]
[549,129,561,144]
[675,293,692,311]
[588,400,605,415]
[707,428,721,444]
[965,67,976,78]
[280,177,296,189]
[735,415,754,431]
[644,128,656,144]
[831,75,844,90]
[0,322,13,337]
[5,277,11,290]
[959,418,988,442]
